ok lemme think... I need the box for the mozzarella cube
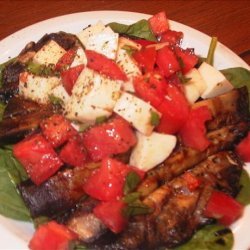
[130,131,177,171]
[65,68,121,122]
[70,47,87,67]
[183,83,200,104]
[77,22,118,60]
[19,72,60,104]
[114,92,160,135]
[33,40,66,65]
[50,84,70,106]
[198,62,234,99]
[185,68,207,95]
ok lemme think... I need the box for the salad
[0,11,250,250]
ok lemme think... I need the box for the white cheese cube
[114,92,160,135]
[33,40,66,66]
[198,62,234,99]
[185,68,207,95]
[70,47,87,67]
[130,131,177,171]
[77,21,106,45]
[77,22,118,60]
[50,84,70,106]
[183,83,200,104]
[19,72,60,104]
[65,68,121,122]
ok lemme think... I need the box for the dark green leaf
[49,94,63,106]
[177,72,191,84]
[206,37,218,66]
[174,224,233,250]
[33,216,50,228]
[95,115,108,125]
[0,102,6,121]
[0,147,31,221]
[26,61,58,76]
[236,169,250,205]
[0,57,17,88]
[123,192,140,203]
[124,172,141,195]
[108,19,157,41]
[150,111,160,126]
[69,241,88,250]
[123,201,153,217]
[221,67,250,110]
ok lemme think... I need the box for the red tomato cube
[149,11,169,36]
[159,30,183,45]
[82,117,137,162]
[235,132,250,162]
[59,136,87,167]
[85,50,127,81]
[83,157,143,201]
[13,133,63,185]
[93,200,127,234]
[204,191,244,226]
[40,114,78,148]
[179,106,212,151]
[29,221,77,250]
[156,46,181,77]
[55,49,76,72]
[61,64,84,95]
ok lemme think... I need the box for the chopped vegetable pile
[0,10,250,250]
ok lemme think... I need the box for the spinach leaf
[174,225,233,250]
[0,102,6,121]
[0,146,31,221]
[236,169,250,205]
[221,67,250,109]
[0,57,17,88]
[108,19,156,41]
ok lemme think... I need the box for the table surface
[0,0,249,64]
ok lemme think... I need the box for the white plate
[0,11,249,250]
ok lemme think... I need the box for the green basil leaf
[236,169,250,205]
[123,192,140,203]
[26,61,58,76]
[150,111,160,126]
[124,172,141,195]
[33,216,50,228]
[221,67,250,110]
[49,94,63,106]
[70,241,88,250]
[0,102,6,121]
[0,57,17,88]
[0,147,31,221]
[123,201,153,217]
[95,115,108,125]
[174,225,233,250]
[206,37,218,66]
[108,19,157,41]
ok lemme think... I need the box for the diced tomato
[133,39,157,47]
[82,117,136,162]
[61,64,84,95]
[179,106,212,151]
[59,136,87,167]
[156,84,190,134]
[149,11,169,36]
[156,46,181,77]
[40,114,78,148]
[133,73,167,108]
[29,221,77,250]
[133,47,156,72]
[175,47,198,74]
[94,200,127,233]
[159,30,183,45]
[182,172,201,191]
[55,49,76,72]
[204,191,244,226]
[85,50,127,81]
[83,157,142,201]
[235,132,250,162]
[13,133,63,185]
